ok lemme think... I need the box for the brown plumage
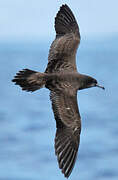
[12,4,104,178]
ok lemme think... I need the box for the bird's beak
[96,84,105,90]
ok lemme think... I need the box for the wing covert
[50,91,81,128]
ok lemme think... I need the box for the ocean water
[0,36,118,180]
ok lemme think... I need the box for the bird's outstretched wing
[50,90,81,178]
[45,4,80,73]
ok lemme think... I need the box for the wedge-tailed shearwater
[12,4,104,178]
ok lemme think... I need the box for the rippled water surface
[0,37,118,180]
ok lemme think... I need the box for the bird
[12,4,105,178]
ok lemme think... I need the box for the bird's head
[85,76,105,90]
[79,74,105,90]
[88,77,105,90]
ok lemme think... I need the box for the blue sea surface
[0,37,118,180]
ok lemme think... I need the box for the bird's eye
[94,79,97,84]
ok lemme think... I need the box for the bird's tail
[12,69,46,92]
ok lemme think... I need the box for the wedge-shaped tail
[12,69,46,92]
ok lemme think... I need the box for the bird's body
[12,4,104,178]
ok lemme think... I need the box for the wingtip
[55,3,79,37]
[54,126,80,178]
[59,4,69,9]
